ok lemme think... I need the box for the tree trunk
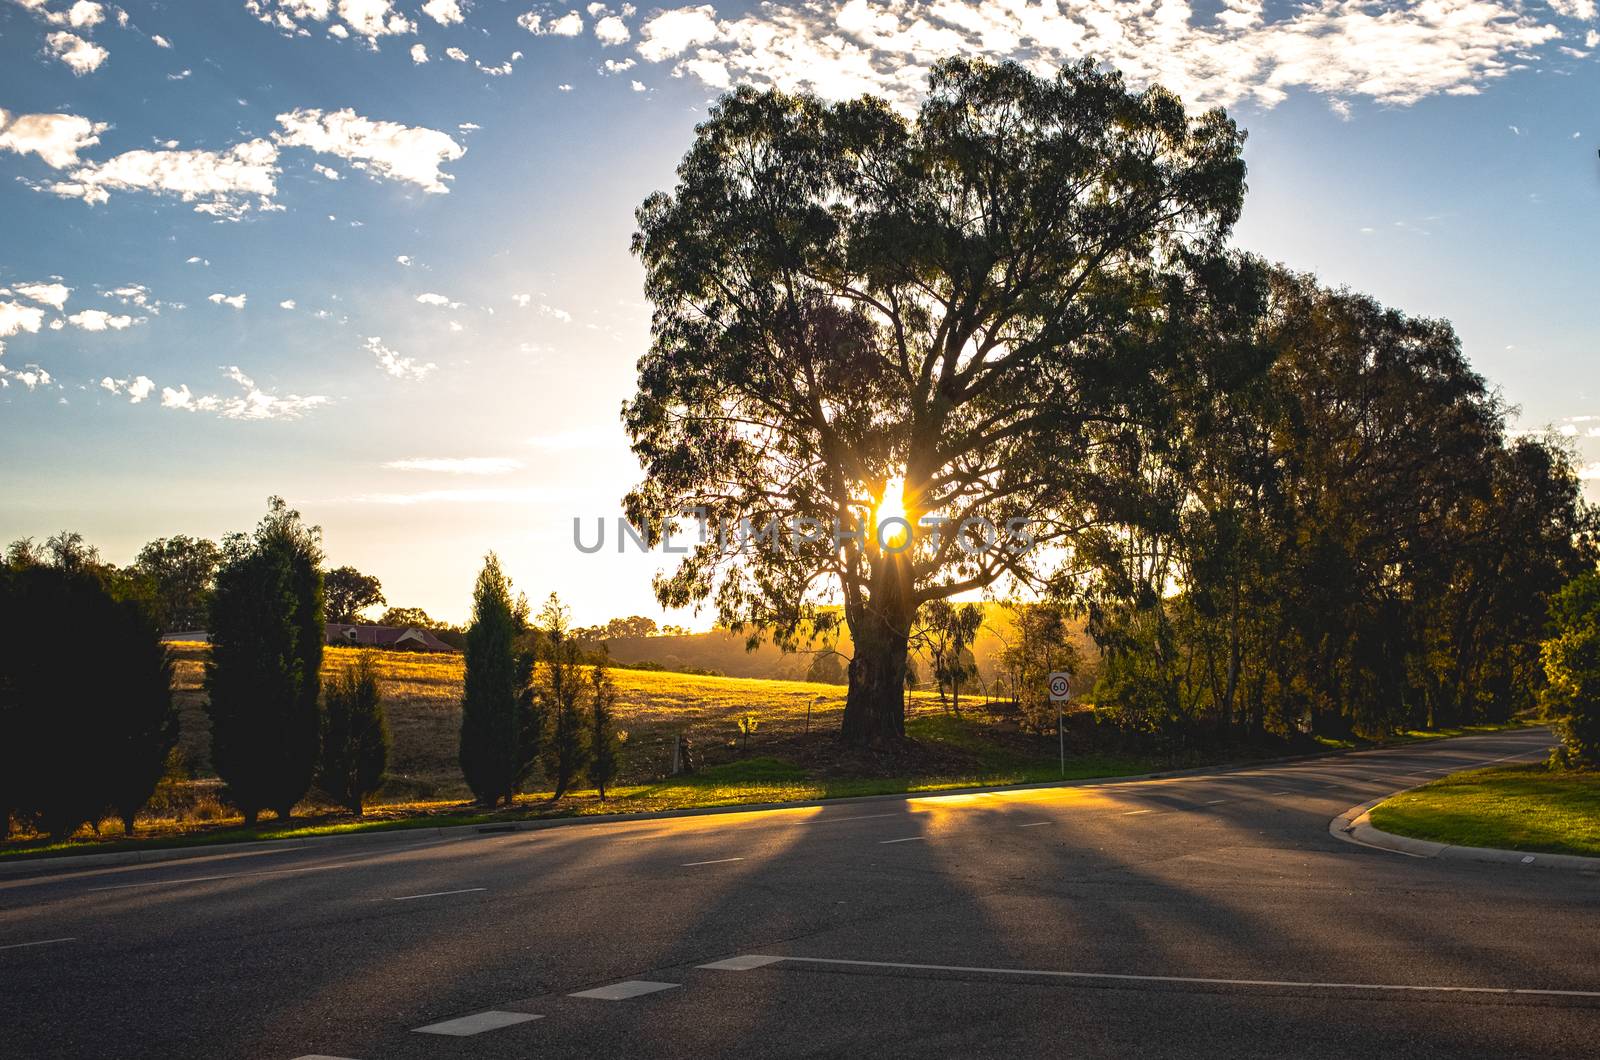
[841,555,914,748]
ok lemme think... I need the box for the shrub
[206,498,325,824]
[1541,572,1600,769]
[318,653,390,814]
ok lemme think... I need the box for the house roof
[325,623,458,652]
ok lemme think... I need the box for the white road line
[392,887,486,901]
[1019,821,1051,828]
[569,980,680,1000]
[291,1054,361,1059]
[1203,799,1228,805]
[700,954,787,971]
[1122,809,1153,816]
[878,836,926,844]
[682,858,744,866]
[0,937,75,952]
[729,955,1600,999]
[413,1010,541,1036]
[1271,791,1295,796]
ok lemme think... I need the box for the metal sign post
[1048,672,1070,779]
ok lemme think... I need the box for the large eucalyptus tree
[624,58,1249,746]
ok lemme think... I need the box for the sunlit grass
[1369,763,1600,858]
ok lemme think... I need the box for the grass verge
[1368,763,1600,859]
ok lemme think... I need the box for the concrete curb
[0,726,1543,880]
[1328,781,1600,876]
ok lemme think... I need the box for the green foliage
[997,603,1076,733]
[317,653,390,814]
[625,57,1249,746]
[538,594,592,800]
[804,652,845,684]
[919,601,984,713]
[324,565,386,623]
[588,655,623,799]
[205,498,325,824]
[0,563,177,839]
[1540,572,1600,769]
[379,606,435,629]
[459,553,535,806]
[736,711,759,750]
[131,535,221,631]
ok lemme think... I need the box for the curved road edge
[1329,767,1600,876]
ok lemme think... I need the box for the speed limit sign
[1048,672,1071,702]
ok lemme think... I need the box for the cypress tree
[206,498,325,825]
[537,594,591,801]
[100,591,179,835]
[459,553,532,805]
[317,652,390,814]
[588,652,622,800]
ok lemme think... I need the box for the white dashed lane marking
[682,858,744,867]
[569,980,680,1000]
[1122,809,1153,816]
[878,836,926,844]
[413,1011,542,1036]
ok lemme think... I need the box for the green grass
[1369,763,1600,858]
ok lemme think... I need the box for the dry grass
[165,642,950,809]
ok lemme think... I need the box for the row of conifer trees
[1,497,625,842]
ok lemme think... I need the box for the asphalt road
[2,727,1595,1060]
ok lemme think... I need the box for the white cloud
[1580,462,1600,481]
[274,108,465,194]
[152,33,171,47]
[410,42,428,62]
[208,292,247,309]
[337,0,414,38]
[512,292,531,307]
[446,45,469,61]
[364,335,436,380]
[162,366,328,420]
[0,109,108,167]
[383,456,523,474]
[539,303,572,322]
[0,300,47,340]
[422,0,464,25]
[633,0,1571,110]
[185,255,208,265]
[313,162,341,179]
[13,281,71,310]
[415,291,462,308]
[557,82,573,91]
[630,78,646,91]
[0,363,53,391]
[595,13,629,44]
[1548,0,1596,18]
[101,374,155,402]
[43,139,280,220]
[522,8,582,35]
[396,254,413,265]
[45,31,108,74]
[636,4,719,62]
[349,486,549,505]
[280,299,297,309]
[67,308,135,330]
[602,57,635,73]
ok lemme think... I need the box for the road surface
[2,727,1595,1059]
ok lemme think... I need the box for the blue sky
[1,0,1598,625]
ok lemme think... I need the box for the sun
[875,475,910,549]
